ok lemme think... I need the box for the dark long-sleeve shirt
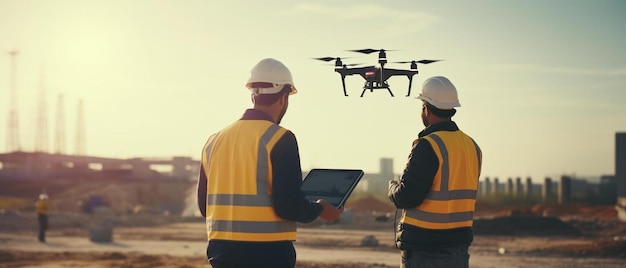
[388,121,455,208]
[388,121,473,249]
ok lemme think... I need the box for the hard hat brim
[246,83,297,95]
[416,94,461,110]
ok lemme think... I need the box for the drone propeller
[321,62,364,67]
[313,57,363,68]
[392,59,443,64]
[312,56,353,62]
[313,57,338,62]
[348,48,397,54]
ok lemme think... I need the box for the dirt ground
[3,220,626,268]
[2,179,626,267]
[1,208,626,267]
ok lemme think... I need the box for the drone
[314,49,441,97]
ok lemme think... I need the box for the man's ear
[278,93,288,106]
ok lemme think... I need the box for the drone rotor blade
[416,59,443,64]
[323,62,363,67]
[347,48,399,54]
[390,59,443,65]
[313,56,352,62]
[348,48,379,54]
[313,57,336,62]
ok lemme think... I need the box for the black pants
[38,214,48,242]
[401,245,470,268]
[207,240,296,268]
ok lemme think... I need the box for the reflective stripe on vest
[403,132,481,229]
[203,123,296,241]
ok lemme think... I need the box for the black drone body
[315,49,441,97]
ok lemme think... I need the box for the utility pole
[55,94,66,154]
[6,49,21,152]
[35,63,49,153]
[75,99,85,155]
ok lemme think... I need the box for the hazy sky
[1,0,625,182]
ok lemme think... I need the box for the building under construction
[0,151,199,181]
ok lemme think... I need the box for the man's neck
[253,106,279,123]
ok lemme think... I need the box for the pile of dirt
[531,203,617,219]
[346,196,395,213]
[475,202,618,220]
[527,239,626,258]
[568,218,626,237]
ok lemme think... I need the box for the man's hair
[425,102,456,118]
[251,82,292,106]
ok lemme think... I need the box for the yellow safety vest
[202,120,296,242]
[36,199,49,215]
[401,131,482,230]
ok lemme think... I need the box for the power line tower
[75,99,85,155]
[35,63,49,153]
[6,49,21,152]
[54,94,66,154]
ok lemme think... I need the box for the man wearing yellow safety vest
[36,193,49,243]
[388,76,482,268]
[197,58,344,268]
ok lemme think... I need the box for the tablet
[301,168,364,208]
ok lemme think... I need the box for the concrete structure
[492,177,500,195]
[599,175,617,204]
[355,158,396,193]
[616,133,626,222]
[524,177,533,196]
[559,175,572,204]
[483,177,492,196]
[514,177,523,196]
[0,152,199,181]
[505,178,514,195]
[476,174,617,205]
[379,158,394,177]
[542,177,553,202]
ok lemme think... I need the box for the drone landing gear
[360,82,394,97]
[360,87,394,97]
[341,75,348,96]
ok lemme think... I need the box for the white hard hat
[416,76,461,109]
[245,58,297,95]
[39,194,48,200]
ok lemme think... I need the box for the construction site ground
[1,179,626,267]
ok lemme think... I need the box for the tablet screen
[301,169,364,208]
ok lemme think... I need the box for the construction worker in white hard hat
[197,58,343,268]
[388,76,482,268]
[35,192,49,243]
